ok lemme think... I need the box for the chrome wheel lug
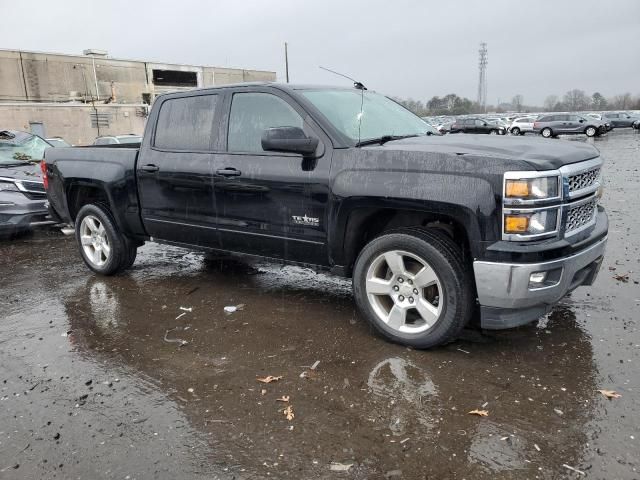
[413,288,419,294]
[398,295,405,302]
[409,297,414,303]
[407,279,413,285]
[393,285,399,292]
[398,278,404,283]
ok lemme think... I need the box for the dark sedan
[602,112,639,128]
[449,118,506,135]
[0,130,54,236]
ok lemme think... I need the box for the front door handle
[216,168,241,177]
[141,164,159,173]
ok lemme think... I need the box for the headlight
[505,176,560,201]
[0,181,19,192]
[504,208,558,237]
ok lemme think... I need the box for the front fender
[328,170,500,266]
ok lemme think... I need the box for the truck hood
[0,162,43,182]
[364,134,600,170]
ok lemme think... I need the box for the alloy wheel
[80,215,111,267]
[365,250,443,334]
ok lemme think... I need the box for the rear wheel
[585,126,597,137]
[352,229,474,348]
[541,127,553,138]
[75,204,137,275]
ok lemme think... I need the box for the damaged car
[0,130,53,237]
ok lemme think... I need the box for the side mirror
[483,122,488,126]
[579,119,584,123]
[261,127,318,156]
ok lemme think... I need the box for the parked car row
[422,110,639,139]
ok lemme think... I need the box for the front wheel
[75,204,137,275]
[541,127,553,138]
[585,126,597,137]
[489,129,498,135]
[352,229,474,348]
[511,127,521,135]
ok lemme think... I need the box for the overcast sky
[1,0,638,105]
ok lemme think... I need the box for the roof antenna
[319,66,367,145]
[319,66,367,90]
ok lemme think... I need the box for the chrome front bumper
[473,236,607,328]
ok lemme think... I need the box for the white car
[508,117,536,135]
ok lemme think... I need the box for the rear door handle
[141,164,159,173]
[216,168,241,177]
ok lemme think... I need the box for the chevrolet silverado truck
[43,83,608,348]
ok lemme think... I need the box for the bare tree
[611,93,632,110]
[512,94,524,112]
[563,89,590,111]
[544,95,559,111]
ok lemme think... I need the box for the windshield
[0,134,50,165]
[117,136,142,144]
[301,89,437,143]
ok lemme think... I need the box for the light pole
[83,49,108,101]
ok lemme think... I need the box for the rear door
[210,88,331,265]
[137,92,222,246]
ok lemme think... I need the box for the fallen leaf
[261,389,267,396]
[468,409,489,417]
[276,395,290,403]
[256,375,283,384]
[597,389,621,399]
[613,273,629,282]
[283,405,294,421]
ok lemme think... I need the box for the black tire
[511,127,520,135]
[489,129,498,135]
[75,204,137,275]
[585,126,597,137]
[352,228,474,349]
[541,127,553,138]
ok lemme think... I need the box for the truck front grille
[568,167,600,194]
[566,199,597,233]
[20,180,46,193]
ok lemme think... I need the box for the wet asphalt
[1,129,639,479]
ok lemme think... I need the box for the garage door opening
[152,70,198,87]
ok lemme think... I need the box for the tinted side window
[475,119,485,126]
[155,95,217,150]
[464,119,474,125]
[228,93,303,153]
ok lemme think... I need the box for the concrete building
[0,48,276,144]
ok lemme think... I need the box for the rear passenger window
[228,92,303,153]
[155,95,217,150]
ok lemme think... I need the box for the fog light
[529,272,547,284]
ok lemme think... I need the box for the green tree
[592,92,607,110]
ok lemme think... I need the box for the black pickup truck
[44,83,608,348]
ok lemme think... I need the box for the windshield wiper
[356,134,421,147]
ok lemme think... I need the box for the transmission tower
[477,42,488,112]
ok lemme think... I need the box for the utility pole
[284,42,289,83]
[477,42,488,113]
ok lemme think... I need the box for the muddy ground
[1,130,639,479]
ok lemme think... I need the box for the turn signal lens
[505,215,529,233]
[505,180,530,197]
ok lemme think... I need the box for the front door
[137,92,222,246]
[210,90,331,265]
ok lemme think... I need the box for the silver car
[533,114,606,138]
[508,117,536,135]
